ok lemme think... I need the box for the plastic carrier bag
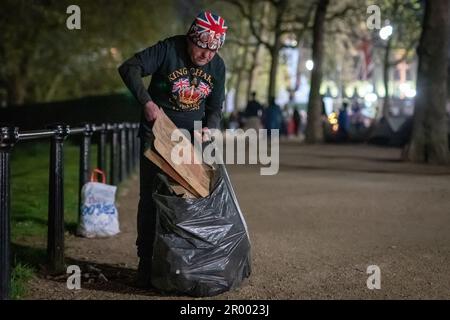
[77,169,120,238]
[151,164,252,297]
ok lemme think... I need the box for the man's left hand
[202,127,211,142]
[194,127,211,143]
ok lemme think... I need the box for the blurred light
[284,38,298,47]
[405,88,416,98]
[331,87,339,98]
[358,83,374,97]
[377,85,386,98]
[365,92,378,103]
[306,60,314,71]
[328,111,339,132]
[379,25,393,40]
[345,87,354,98]
[399,83,409,93]
[328,112,338,125]
[399,83,417,98]
[323,97,333,114]
[357,85,367,97]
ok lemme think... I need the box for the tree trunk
[7,75,26,106]
[266,0,287,104]
[381,0,400,119]
[246,44,261,104]
[406,0,449,164]
[267,46,280,102]
[234,67,244,111]
[305,0,329,144]
[382,36,392,118]
[234,42,250,111]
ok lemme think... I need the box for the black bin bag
[151,164,252,297]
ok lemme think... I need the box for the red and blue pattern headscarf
[188,11,228,51]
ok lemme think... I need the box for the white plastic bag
[77,169,120,238]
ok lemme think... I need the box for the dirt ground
[23,142,450,299]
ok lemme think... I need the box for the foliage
[0,0,182,105]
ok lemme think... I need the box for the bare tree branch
[280,1,316,36]
[224,0,273,50]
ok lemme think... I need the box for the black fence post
[127,123,133,174]
[0,127,19,300]
[110,124,120,186]
[119,123,127,182]
[97,123,107,176]
[78,124,94,224]
[47,124,69,274]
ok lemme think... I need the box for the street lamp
[379,25,393,40]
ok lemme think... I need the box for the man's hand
[202,127,211,142]
[144,100,161,122]
[194,127,212,143]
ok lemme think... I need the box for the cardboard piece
[144,148,201,198]
[151,110,210,197]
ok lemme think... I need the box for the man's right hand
[144,100,161,122]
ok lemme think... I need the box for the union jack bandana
[187,11,228,51]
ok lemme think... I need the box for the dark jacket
[118,35,226,134]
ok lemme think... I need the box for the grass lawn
[9,140,104,299]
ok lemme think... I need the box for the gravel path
[24,142,450,299]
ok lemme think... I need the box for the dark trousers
[136,138,160,260]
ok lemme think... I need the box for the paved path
[25,143,450,299]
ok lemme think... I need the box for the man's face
[187,40,217,66]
